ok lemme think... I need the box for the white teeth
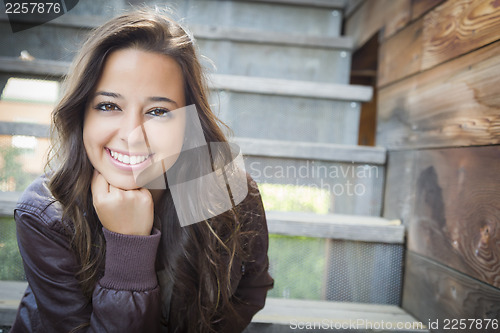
[109,149,149,165]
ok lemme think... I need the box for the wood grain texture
[403,251,500,332]
[377,39,500,150]
[378,0,500,87]
[382,150,416,224]
[407,145,500,288]
[411,0,445,20]
[421,0,500,70]
[378,19,423,88]
[345,0,411,49]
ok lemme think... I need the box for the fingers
[89,170,155,235]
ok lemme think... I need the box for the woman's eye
[147,108,172,118]
[95,103,120,112]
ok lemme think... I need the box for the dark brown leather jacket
[11,175,273,332]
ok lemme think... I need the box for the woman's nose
[118,111,147,146]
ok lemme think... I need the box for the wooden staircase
[0,0,428,332]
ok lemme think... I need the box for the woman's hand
[91,171,154,236]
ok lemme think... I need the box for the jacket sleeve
[217,177,274,332]
[12,208,161,333]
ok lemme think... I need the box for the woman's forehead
[94,48,186,106]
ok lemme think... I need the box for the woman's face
[83,48,186,190]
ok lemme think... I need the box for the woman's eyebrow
[93,91,123,99]
[147,96,178,107]
[92,91,178,107]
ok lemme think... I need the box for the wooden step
[234,139,385,216]
[193,30,352,84]
[0,121,49,138]
[245,154,384,216]
[211,75,372,101]
[232,0,347,9]
[0,57,372,101]
[0,0,343,46]
[172,0,343,38]
[1,192,396,240]
[0,58,370,145]
[0,12,348,49]
[0,192,20,217]
[0,284,429,332]
[200,43,350,84]
[234,138,386,164]
[190,25,353,49]
[212,86,366,145]
[0,281,26,327]
[209,77,371,145]
[266,211,404,244]
[265,211,405,304]
[0,18,87,62]
[0,13,351,84]
[244,298,429,332]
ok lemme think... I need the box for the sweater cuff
[100,227,161,291]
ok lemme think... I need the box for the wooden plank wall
[346,0,500,330]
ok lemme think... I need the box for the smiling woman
[10,8,273,333]
[83,49,186,192]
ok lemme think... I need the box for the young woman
[11,9,273,333]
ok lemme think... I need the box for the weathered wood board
[345,0,411,49]
[379,0,500,87]
[382,150,416,224]
[385,146,500,288]
[403,251,500,333]
[411,0,445,20]
[377,39,500,150]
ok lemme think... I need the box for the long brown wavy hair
[49,8,260,332]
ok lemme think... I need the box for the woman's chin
[110,182,142,191]
[104,175,143,191]
[101,169,167,190]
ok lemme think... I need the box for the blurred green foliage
[0,146,38,192]
[259,183,327,299]
[0,217,24,280]
[259,183,330,214]
[267,234,325,300]
[0,145,33,280]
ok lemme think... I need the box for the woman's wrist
[100,227,161,291]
